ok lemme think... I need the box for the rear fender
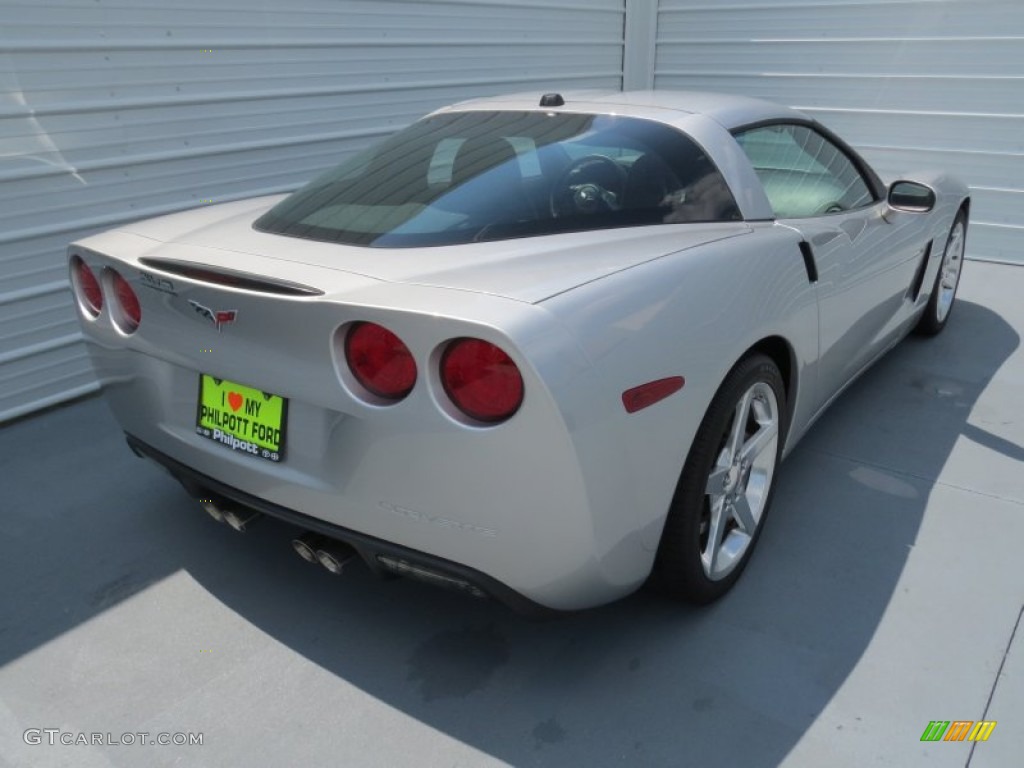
[542,224,818,558]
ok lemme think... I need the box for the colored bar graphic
[944,721,973,741]
[968,721,997,742]
[921,720,997,742]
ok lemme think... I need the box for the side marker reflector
[622,376,685,414]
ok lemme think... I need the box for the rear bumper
[127,433,558,616]
[72,247,655,610]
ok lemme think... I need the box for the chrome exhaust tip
[221,508,262,533]
[291,532,327,563]
[315,541,357,575]
[199,498,225,523]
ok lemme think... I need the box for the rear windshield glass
[254,111,741,247]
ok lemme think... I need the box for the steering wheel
[550,155,627,218]
[817,201,845,215]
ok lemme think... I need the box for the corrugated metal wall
[6,0,1021,421]
[0,0,625,422]
[654,0,1024,265]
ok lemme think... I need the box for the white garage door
[0,0,625,422]
[654,0,1023,265]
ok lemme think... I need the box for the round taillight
[345,322,416,400]
[441,338,523,423]
[110,269,141,333]
[71,256,103,316]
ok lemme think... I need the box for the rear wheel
[653,354,786,604]
[915,211,967,336]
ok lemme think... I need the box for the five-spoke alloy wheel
[701,379,780,581]
[653,354,786,604]
[915,210,968,336]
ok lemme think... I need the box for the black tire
[652,354,787,604]
[914,210,968,336]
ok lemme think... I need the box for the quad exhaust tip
[291,532,357,574]
[201,501,359,572]
[222,508,262,532]
[199,498,261,532]
[200,499,224,523]
[292,532,328,563]
[315,541,357,575]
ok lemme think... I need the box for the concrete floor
[1,261,1022,768]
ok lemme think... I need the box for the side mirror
[887,181,936,213]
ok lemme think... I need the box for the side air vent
[138,258,323,296]
[907,240,934,302]
[797,241,818,284]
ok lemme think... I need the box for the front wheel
[652,354,786,604]
[915,210,967,336]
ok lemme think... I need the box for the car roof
[435,89,806,131]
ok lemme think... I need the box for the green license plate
[195,375,287,462]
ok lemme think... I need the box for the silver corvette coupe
[69,90,969,612]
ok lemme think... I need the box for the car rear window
[254,111,741,247]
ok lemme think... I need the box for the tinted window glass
[255,111,741,247]
[735,124,875,218]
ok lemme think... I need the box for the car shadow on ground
[0,298,1017,767]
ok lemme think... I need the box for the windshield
[254,111,741,247]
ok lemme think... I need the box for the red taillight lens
[441,338,523,423]
[71,256,103,316]
[345,322,416,400]
[110,269,141,333]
